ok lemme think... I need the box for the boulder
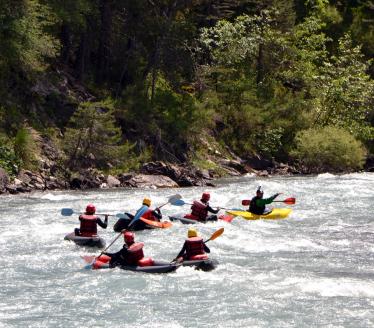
[0,168,9,192]
[17,170,32,184]
[106,175,121,188]
[217,159,248,174]
[125,174,178,188]
[6,184,18,194]
[245,156,274,171]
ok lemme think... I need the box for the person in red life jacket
[249,186,281,215]
[174,227,210,262]
[186,192,220,222]
[140,198,162,222]
[74,204,108,237]
[102,231,148,268]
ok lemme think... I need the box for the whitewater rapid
[0,173,373,327]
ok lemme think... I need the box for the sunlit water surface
[0,173,373,327]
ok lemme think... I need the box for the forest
[1,0,373,182]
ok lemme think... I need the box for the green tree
[312,34,374,140]
[62,100,125,170]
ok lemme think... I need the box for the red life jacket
[190,201,208,220]
[185,237,205,260]
[79,214,98,237]
[127,242,145,265]
[142,209,159,222]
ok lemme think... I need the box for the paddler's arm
[97,215,108,229]
[206,205,220,214]
[203,243,211,253]
[152,208,162,220]
[256,193,281,207]
[175,242,187,260]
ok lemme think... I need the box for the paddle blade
[170,199,186,206]
[169,194,182,203]
[218,214,234,223]
[116,213,128,219]
[283,197,296,205]
[61,208,74,216]
[81,255,95,264]
[241,200,250,206]
[209,227,224,241]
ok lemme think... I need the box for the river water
[0,173,373,327]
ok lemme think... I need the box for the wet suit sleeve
[256,194,280,207]
[96,216,108,229]
[152,208,162,220]
[206,205,219,214]
[203,243,210,253]
[176,242,187,259]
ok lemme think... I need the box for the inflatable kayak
[82,255,180,273]
[64,232,105,248]
[226,208,292,220]
[113,214,171,231]
[183,258,218,272]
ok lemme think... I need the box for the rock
[257,170,270,177]
[196,169,211,180]
[141,161,212,187]
[16,186,32,193]
[107,175,121,188]
[365,155,374,172]
[0,168,9,192]
[32,175,45,185]
[125,174,178,188]
[117,173,135,185]
[6,184,18,194]
[14,178,23,186]
[245,156,274,171]
[218,159,249,175]
[17,170,32,184]
[33,183,45,190]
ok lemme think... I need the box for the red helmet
[86,204,96,214]
[123,231,135,244]
[201,192,210,202]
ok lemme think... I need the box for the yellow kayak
[226,208,292,220]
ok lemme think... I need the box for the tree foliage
[0,0,373,174]
[291,126,366,172]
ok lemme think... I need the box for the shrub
[291,126,366,172]
[0,134,20,176]
[14,127,41,170]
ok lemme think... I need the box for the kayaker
[249,187,281,215]
[173,227,210,261]
[102,231,147,267]
[186,192,220,222]
[113,198,162,231]
[139,198,163,222]
[75,204,108,237]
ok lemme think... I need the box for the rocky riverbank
[0,157,301,195]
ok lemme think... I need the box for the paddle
[82,229,125,267]
[241,197,296,206]
[204,227,224,243]
[170,198,238,211]
[61,208,117,217]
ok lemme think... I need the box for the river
[1,173,373,327]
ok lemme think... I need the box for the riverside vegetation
[0,1,373,192]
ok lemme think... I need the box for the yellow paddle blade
[209,227,224,241]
